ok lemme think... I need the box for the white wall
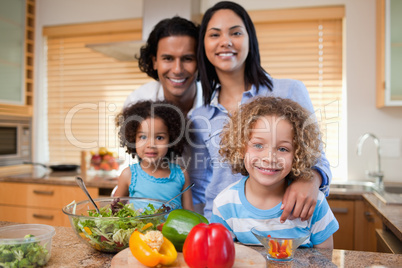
[35,0,402,183]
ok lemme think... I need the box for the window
[44,19,152,163]
[251,6,344,179]
[44,6,345,179]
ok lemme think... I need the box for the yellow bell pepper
[83,227,92,235]
[141,222,153,231]
[129,231,177,267]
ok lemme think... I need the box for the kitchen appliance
[24,161,80,172]
[0,115,31,166]
[86,0,200,61]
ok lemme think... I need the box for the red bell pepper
[183,223,235,268]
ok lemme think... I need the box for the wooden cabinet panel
[355,200,383,251]
[0,205,66,226]
[0,182,99,226]
[328,200,355,250]
[0,182,98,208]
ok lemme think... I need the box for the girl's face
[244,115,294,188]
[135,117,169,164]
[152,36,198,100]
[204,9,249,76]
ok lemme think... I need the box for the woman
[189,1,331,220]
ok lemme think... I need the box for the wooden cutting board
[111,243,266,268]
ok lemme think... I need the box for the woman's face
[152,35,197,101]
[204,9,249,76]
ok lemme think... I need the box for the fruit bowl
[90,147,121,171]
[62,197,178,253]
[0,224,55,267]
[251,222,310,262]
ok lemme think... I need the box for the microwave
[0,116,32,166]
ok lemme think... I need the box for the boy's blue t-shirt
[211,177,339,247]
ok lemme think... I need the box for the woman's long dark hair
[198,1,272,105]
[137,16,199,80]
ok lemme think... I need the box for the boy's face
[135,117,169,165]
[244,115,294,188]
[152,35,198,102]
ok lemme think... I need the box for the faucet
[356,133,384,190]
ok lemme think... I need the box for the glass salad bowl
[62,197,178,253]
[251,222,310,262]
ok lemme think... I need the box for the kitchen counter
[1,221,401,268]
[0,167,118,189]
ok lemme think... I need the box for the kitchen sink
[330,181,402,204]
[383,186,402,194]
[330,181,376,193]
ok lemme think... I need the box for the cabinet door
[0,205,66,226]
[354,200,383,251]
[0,182,98,209]
[376,0,402,107]
[328,200,355,250]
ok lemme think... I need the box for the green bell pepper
[162,209,208,251]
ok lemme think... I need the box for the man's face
[153,36,198,101]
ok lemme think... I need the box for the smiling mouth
[217,52,236,57]
[169,78,187,84]
[255,166,281,173]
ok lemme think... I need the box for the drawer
[0,182,98,209]
[0,205,68,226]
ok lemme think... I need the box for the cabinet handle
[331,207,348,214]
[364,211,375,222]
[33,190,54,196]
[33,214,54,220]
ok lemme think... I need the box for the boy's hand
[280,170,321,223]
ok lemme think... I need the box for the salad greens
[0,234,50,268]
[72,198,166,253]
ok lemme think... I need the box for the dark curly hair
[137,16,199,80]
[116,101,188,160]
[220,97,323,181]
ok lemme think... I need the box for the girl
[188,1,331,220]
[212,96,338,248]
[114,100,194,211]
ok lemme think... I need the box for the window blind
[251,7,344,177]
[45,7,344,178]
[45,19,152,163]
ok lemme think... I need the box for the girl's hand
[280,170,321,222]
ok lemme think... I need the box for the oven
[0,115,32,166]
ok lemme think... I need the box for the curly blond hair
[219,96,322,181]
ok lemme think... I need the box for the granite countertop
[1,221,401,268]
[0,167,117,189]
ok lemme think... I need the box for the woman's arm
[113,167,131,197]
[280,170,321,222]
[280,80,332,222]
[181,169,195,211]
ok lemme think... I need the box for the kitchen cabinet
[0,182,98,227]
[354,200,383,251]
[376,0,402,107]
[0,0,35,116]
[329,199,383,251]
[328,200,355,250]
